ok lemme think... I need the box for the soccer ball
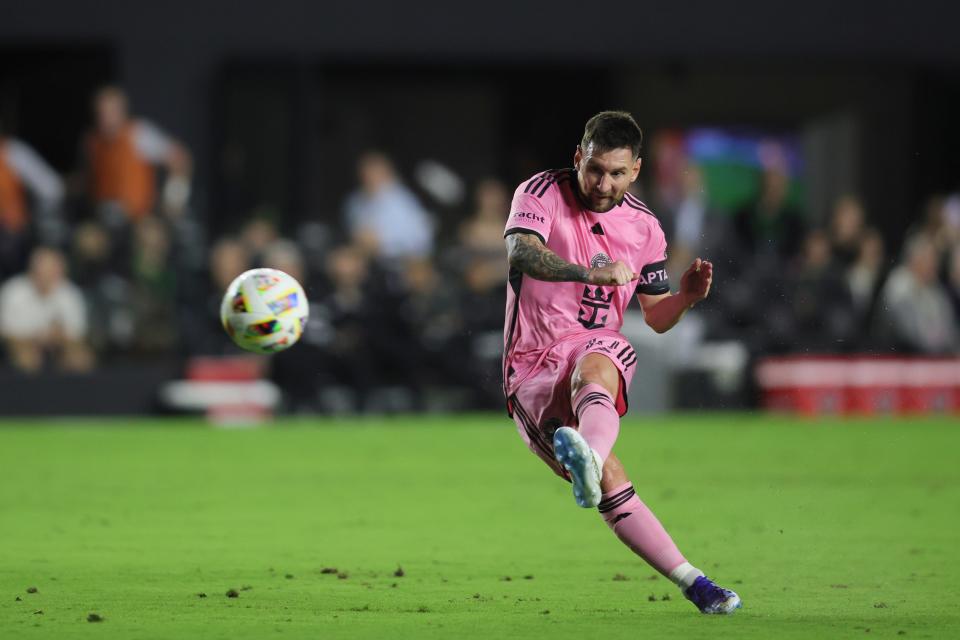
[220,268,308,354]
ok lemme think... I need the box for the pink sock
[599,482,687,577]
[572,383,619,461]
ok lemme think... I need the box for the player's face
[574,145,641,213]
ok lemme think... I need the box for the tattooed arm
[505,232,637,286]
[506,232,588,282]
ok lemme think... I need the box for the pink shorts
[506,331,637,479]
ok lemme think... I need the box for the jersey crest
[590,252,611,269]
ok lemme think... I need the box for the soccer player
[503,111,741,614]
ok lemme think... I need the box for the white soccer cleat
[552,426,603,508]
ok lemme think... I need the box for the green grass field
[1,414,958,639]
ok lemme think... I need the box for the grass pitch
[0,413,958,639]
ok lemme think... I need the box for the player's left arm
[637,258,713,334]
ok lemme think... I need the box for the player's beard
[586,191,620,213]
[576,170,625,213]
[577,180,623,213]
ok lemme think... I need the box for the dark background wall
[3,0,959,241]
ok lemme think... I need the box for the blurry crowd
[187,152,509,411]
[0,92,508,409]
[2,90,959,411]
[0,86,191,374]
[654,151,960,357]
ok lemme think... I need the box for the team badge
[590,252,611,269]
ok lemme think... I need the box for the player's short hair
[581,111,643,159]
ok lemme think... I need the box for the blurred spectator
[912,195,956,261]
[458,257,508,407]
[181,237,251,355]
[343,151,434,262]
[70,221,130,353]
[875,234,958,354]
[454,179,510,323]
[313,245,382,408]
[787,229,856,351]
[129,217,177,354]
[456,178,509,286]
[671,165,708,253]
[733,161,804,263]
[241,216,279,265]
[0,121,65,277]
[944,194,960,248]
[947,244,960,319]
[262,239,323,411]
[649,130,687,213]
[0,247,93,373]
[399,257,460,355]
[84,86,192,225]
[436,179,515,406]
[845,228,887,334]
[828,195,867,268]
[262,239,305,282]
[210,238,251,294]
[71,221,115,288]
[661,164,731,281]
[459,178,508,256]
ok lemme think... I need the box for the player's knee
[571,355,619,397]
[601,454,628,489]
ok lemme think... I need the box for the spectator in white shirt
[876,234,958,354]
[343,151,434,262]
[0,247,94,373]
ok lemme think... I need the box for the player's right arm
[505,172,636,285]
[505,232,637,285]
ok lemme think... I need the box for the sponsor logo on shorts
[583,338,637,370]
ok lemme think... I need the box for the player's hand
[679,257,713,306]
[587,260,638,286]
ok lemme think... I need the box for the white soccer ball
[220,268,308,354]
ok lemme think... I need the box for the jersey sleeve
[503,173,556,244]
[635,223,670,296]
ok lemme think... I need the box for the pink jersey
[502,168,670,397]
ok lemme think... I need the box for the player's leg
[552,352,622,508]
[597,454,741,613]
[545,344,741,613]
[596,453,693,580]
[569,352,622,461]
[507,356,579,482]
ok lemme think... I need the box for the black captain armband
[504,226,546,245]
[635,260,670,295]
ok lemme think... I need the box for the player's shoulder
[514,168,575,200]
[620,191,658,218]
[620,192,665,231]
